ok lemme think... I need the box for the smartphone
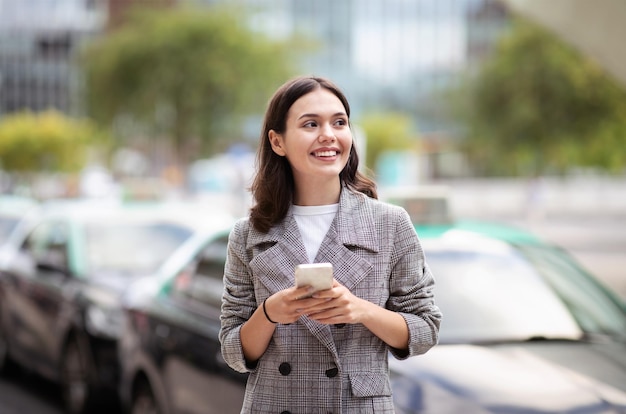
[294,262,333,298]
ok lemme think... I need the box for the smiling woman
[267,87,352,205]
[247,76,378,234]
[219,76,442,414]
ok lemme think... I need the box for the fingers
[268,281,350,324]
[293,285,315,300]
[305,305,352,324]
[266,287,328,323]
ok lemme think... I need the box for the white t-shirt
[292,203,339,263]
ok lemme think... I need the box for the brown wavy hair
[249,76,377,233]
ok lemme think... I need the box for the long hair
[250,76,377,233]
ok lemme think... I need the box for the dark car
[118,219,626,414]
[0,195,39,245]
[118,225,246,414]
[0,199,234,414]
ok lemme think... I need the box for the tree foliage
[357,112,417,171]
[79,4,299,165]
[456,18,626,176]
[0,111,97,172]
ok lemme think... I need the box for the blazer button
[325,367,339,378]
[334,323,346,328]
[279,362,291,376]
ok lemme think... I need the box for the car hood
[390,342,626,414]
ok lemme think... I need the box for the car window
[424,243,583,344]
[85,222,193,275]
[518,244,626,339]
[21,220,70,272]
[0,217,19,243]
[171,235,229,308]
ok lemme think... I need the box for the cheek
[283,141,309,163]
[341,135,353,154]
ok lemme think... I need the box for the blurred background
[0,0,625,294]
[1,1,626,413]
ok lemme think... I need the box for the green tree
[0,111,98,172]
[357,112,417,171]
[79,4,299,167]
[456,18,626,176]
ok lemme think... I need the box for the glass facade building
[0,0,106,116]
[196,0,509,132]
[0,0,508,131]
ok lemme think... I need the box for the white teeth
[315,150,337,157]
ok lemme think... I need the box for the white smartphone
[294,262,333,297]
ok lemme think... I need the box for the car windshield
[517,243,626,338]
[423,234,626,344]
[84,222,193,275]
[0,217,19,244]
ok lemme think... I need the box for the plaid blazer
[220,187,441,414]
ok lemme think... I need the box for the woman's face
[269,88,352,188]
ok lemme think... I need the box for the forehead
[287,88,346,119]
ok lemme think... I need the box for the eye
[334,118,348,127]
[303,120,318,128]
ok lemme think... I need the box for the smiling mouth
[313,150,337,157]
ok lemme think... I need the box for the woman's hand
[254,279,410,354]
[263,285,331,324]
[299,279,370,325]
[304,280,410,350]
[240,284,329,362]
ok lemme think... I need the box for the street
[0,369,121,414]
[0,371,63,414]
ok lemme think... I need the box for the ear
[269,130,286,156]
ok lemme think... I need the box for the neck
[293,178,341,206]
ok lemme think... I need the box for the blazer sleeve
[386,207,442,360]
[219,218,257,373]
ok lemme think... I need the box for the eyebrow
[297,112,347,120]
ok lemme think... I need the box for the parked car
[118,218,626,414]
[391,221,626,413]
[0,198,234,414]
[0,195,39,245]
[118,225,246,414]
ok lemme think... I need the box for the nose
[319,123,335,142]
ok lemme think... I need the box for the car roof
[380,185,541,245]
[415,219,542,245]
[0,195,39,216]
[38,198,235,232]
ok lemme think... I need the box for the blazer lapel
[316,187,380,292]
[308,189,381,357]
[248,212,308,295]
[247,214,339,355]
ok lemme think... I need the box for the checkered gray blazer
[220,187,441,414]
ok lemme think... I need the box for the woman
[220,76,441,413]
